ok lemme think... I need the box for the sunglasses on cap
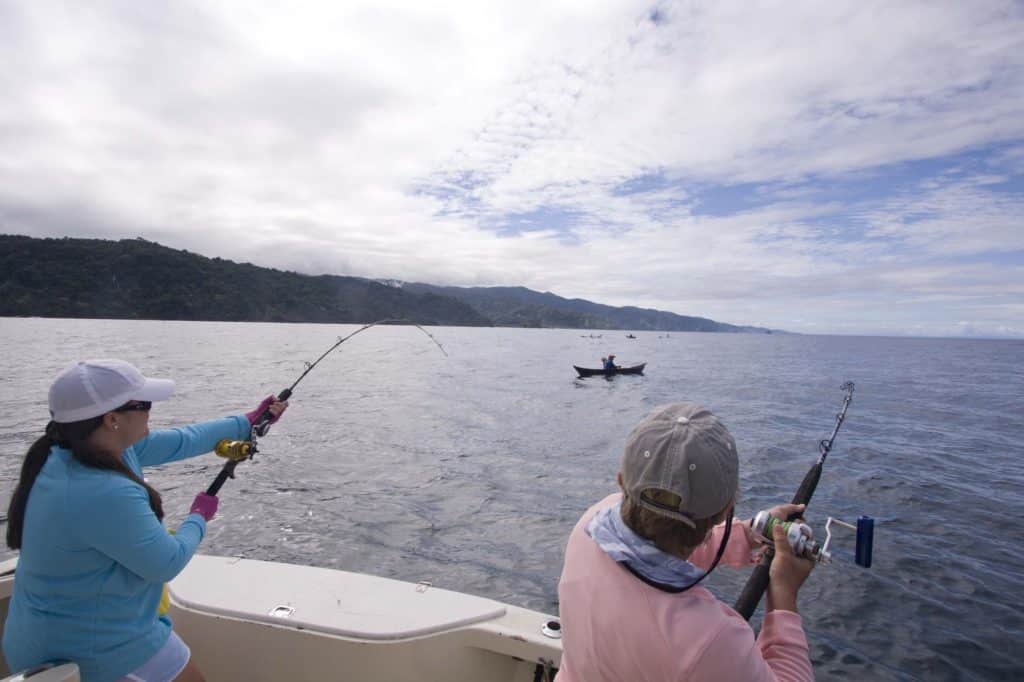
[113,401,152,413]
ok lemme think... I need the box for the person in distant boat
[603,354,618,371]
[555,402,815,682]
[3,359,288,682]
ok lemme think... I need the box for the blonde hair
[620,489,732,560]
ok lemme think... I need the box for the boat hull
[574,363,645,377]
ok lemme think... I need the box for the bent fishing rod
[206,319,447,495]
[733,381,855,620]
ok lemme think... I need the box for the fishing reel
[214,438,256,462]
[207,425,263,492]
[751,510,874,568]
[215,418,269,462]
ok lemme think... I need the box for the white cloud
[0,0,1022,337]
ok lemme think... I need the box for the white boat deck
[0,555,562,682]
[171,555,508,640]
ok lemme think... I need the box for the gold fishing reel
[215,439,255,462]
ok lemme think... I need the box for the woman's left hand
[246,396,289,426]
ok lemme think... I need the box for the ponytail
[6,424,59,549]
[6,419,164,550]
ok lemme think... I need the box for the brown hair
[6,418,164,550]
[620,489,732,560]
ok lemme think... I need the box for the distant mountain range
[400,283,771,333]
[0,234,773,333]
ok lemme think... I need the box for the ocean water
[0,318,1021,680]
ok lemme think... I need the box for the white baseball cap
[48,359,175,423]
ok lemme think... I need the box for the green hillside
[0,235,489,326]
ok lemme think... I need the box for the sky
[1,1,1022,338]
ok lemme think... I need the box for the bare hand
[767,522,815,613]
[266,399,288,420]
[767,502,805,523]
[742,503,806,550]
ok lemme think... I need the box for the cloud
[0,0,1022,337]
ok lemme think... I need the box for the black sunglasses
[113,401,152,413]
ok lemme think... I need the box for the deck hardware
[541,619,562,639]
[415,581,432,593]
[268,605,295,618]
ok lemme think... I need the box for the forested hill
[0,235,489,325]
[401,284,772,333]
[0,234,773,332]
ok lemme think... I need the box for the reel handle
[818,516,875,567]
[855,516,874,568]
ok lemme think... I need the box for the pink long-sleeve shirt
[556,494,813,682]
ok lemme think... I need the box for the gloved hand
[246,395,287,426]
[190,493,218,522]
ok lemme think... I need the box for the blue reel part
[855,516,874,568]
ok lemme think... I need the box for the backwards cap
[620,402,738,527]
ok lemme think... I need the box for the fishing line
[207,319,447,495]
[278,319,447,404]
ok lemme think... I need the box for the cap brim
[133,378,175,402]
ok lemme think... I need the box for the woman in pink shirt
[556,402,816,681]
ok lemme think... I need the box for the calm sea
[0,318,1021,680]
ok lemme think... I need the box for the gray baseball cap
[620,402,739,527]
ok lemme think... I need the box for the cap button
[677,417,690,424]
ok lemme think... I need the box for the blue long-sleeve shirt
[2,415,250,682]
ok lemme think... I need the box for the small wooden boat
[626,334,636,339]
[574,363,646,377]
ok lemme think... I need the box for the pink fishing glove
[246,395,283,426]
[190,493,218,522]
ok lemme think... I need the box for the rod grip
[734,555,772,619]
[206,461,238,496]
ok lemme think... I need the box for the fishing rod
[733,381,855,620]
[206,319,447,495]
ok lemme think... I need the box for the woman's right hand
[246,396,288,426]
[190,493,218,522]
[767,523,815,613]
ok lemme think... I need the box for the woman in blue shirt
[3,359,287,682]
